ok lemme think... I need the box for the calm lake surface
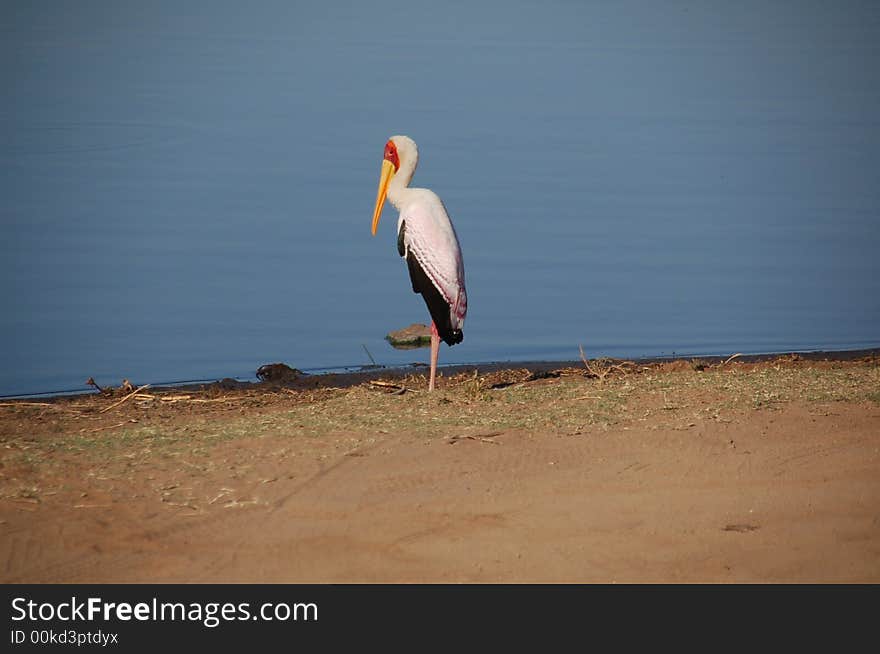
[2,1,879,396]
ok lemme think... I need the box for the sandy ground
[1,353,879,583]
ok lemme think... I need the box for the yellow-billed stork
[371,135,467,391]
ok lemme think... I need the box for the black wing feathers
[397,220,463,347]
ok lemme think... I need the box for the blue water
[2,1,879,396]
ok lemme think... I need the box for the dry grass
[97,357,880,444]
[1,357,878,491]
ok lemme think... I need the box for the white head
[371,135,419,235]
[388,135,418,168]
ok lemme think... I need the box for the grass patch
[1,359,878,482]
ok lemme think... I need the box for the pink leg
[429,321,440,392]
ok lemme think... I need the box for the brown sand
[1,353,878,582]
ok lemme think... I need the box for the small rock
[256,363,302,382]
[386,323,432,348]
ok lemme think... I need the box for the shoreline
[5,346,880,402]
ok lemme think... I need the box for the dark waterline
[3,344,878,401]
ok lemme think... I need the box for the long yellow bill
[371,159,396,235]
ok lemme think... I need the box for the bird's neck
[387,154,418,210]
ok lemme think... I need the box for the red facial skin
[384,140,400,171]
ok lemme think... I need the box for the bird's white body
[371,135,467,390]
[384,136,467,337]
[391,192,467,333]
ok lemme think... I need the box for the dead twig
[579,345,635,382]
[369,380,402,389]
[369,380,415,395]
[117,392,198,404]
[447,433,501,445]
[722,353,744,366]
[362,344,378,367]
[99,384,151,413]
[209,489,234,505]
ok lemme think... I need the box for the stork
[371,135,467,391]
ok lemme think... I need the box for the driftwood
[98,384,151,413]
